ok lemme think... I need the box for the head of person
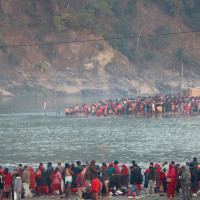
[82,165,86,169]
[76,161,81,166]
[39,165,44,171]
[176,164,180,169]
[65,163,71,169]
[129,166,134,171]
[47,162,52,168]
[102,163,107,169]
[181,166,186,171]
[114,161,119,166]
[29,166,33,171]
[4,168,8,174]
[18,164,22,169]
[78,168,83,174]
[24,165,28,170]
[169,163,174,170]
[155,163,160,169]
[163,161,168,166]
[13,169,18,174]
[193,157,197,162]
[109,162,114,167]
[39,163,43,167]
[171,161,175,165]
[150,162,153,167]
[134,164,138,169]
[132,160,136,166]
[57,160,61,166]
[91,160,96,165]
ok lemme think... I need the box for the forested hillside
[0,0,200,97]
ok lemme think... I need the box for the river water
[0,96,199,169]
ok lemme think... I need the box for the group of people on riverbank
[1,157,200,200]
[64,95,200,117]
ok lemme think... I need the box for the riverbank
[26,193,198,200]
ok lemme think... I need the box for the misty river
[0,96,199,169]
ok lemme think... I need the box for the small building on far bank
[180,87,200,97]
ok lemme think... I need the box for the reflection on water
[0,108,199,169]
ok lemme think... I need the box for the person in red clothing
[166,164,176,200]
[155,163,163,193]
[29,167,36,192]
[50,168,63,195]
[121,164,129,188]
[76,169,85,200]
[114,161,120,174]
[91,178,102,200]
[2,168,12,199]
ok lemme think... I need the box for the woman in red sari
[166,164,176,200]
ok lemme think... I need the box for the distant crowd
[1,157,200,200]
[64,95,200,117]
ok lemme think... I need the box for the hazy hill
[0,0,200,97]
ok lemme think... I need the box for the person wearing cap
[89,160,99,182]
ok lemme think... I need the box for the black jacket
[190,167,198,182]
[46,166,54,185]
[36,170,47,186]
[148,167,156,181]
[130,168,140,185]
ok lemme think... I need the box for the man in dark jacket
[46,162,54,194]
[147,162,156,195]
[128,166,140,199]
[89,160,99,181]
[189,163,198,196]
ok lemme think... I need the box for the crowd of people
[1,157,200,200]
[64,95,200,117]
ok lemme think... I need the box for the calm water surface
[0,96,199,169]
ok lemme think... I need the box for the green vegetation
[53,9,71,31]
[145,51,156,61]
[8,53,20,66]
[175,48,188,64]
[35,62,44,71]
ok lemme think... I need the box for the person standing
[13,173,22,200]
[22,166,32,198]
[101,163,109,197]
[18,165,23,177]
[11,169,18,200]
[46,162,54,195]
[147,162,156,195]
[166,164,176,200]
[189,163,198,196]
[179,166,191,200]
[128,166,140,199]
[76,169,85,200]
[0,169,4,200]
[29,167,36,193]
[50,168,63,195]
[2,168,12,198]
[89,160,99,182]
